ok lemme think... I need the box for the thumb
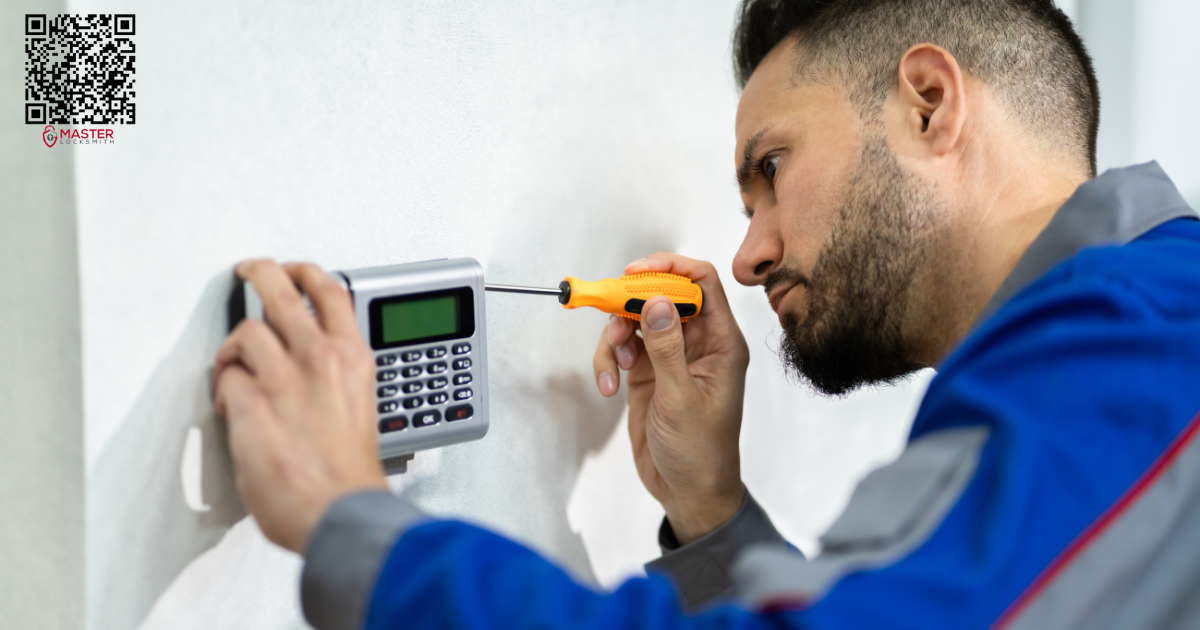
[639,297,695,397]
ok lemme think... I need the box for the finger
[607,313,636,348]
[624,252,733,320]
[283,263,357,339]
[236,259,322,353]
[593,323,620,397]
[215,319,296,395]
[638,296,696,400]
[213,361,267,421]
[606,315,642,371]
[623,335,654,386]
[216,365,291,514]
[215,364,291,481]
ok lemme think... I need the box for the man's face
[732,43,942,395]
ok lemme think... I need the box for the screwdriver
[485,273,704,322]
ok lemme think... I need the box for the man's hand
[213,260,387,554]
[593,253,749,545]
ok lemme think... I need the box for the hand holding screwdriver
[592,253,750,546]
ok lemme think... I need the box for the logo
[43,125,57,147]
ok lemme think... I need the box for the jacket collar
[974,161,1199,327]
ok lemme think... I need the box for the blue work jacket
[300,162,1200,630]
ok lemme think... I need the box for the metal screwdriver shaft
[484,284,564,297]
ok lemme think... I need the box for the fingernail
[599,371,616,396]
[629,258,647,268]
[608,315,619,345]
[646,301,674,331]
[616,343,635,369]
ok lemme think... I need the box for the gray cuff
[645,492,787,610]
[301,489,428,630]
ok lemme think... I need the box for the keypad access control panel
[232,258,489,459]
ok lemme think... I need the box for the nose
[732,210,783,287]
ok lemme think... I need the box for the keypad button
[453,388,472,401]
[401,381,423,394]
[446,404,474,422]
[427,392,448,405]
[413,409,441,427]
[426,346,447,359]
[452,343,471,355]
[402,396,423,410]
[453,373,472,386]
[401,351,422,363]
[376,354,398,367]
[378,400,400,414]
[427,377,448,390]
[377,370,398,383]
[378,416,408,434]
[452,358,472,371]
[377,385,399,398]
[427,362,448,374]
[401,366,423,379]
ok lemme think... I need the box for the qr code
[24,14,136,125]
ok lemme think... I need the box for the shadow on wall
[395,358,629,587]
[87,268,635,628]
[87,274,246,630]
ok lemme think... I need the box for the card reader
[229,258,489,459]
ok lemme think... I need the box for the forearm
[301,490,786,630]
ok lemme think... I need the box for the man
[213,0,1200,628]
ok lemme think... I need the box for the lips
[769,284,797,314]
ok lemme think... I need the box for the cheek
[775,168,843,270]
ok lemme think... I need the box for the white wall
[1073,0,1200,205]
[0,0,1181,628]
[0,1,84,627]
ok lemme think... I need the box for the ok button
[413,409,441,427]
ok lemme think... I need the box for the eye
[763,156,780,182]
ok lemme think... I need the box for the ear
[896,44,966,157]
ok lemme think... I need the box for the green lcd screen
[369,287,474,349]
[379,295,460,345]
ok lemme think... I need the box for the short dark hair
[733,0,1100,176]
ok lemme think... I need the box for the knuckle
[231,389,271,419]
[264,364,303,394]
[347,343,374,372]
[271,287,303,308]
[650,332,686,365]
[238,318,269,338]
[319,279,348,303]
[306,339,349,375]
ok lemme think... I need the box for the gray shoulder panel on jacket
[733,425,990,608]
[1005,420,1200,630]
[645,492,788,610]
[301,489,428,630]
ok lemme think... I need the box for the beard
[771,132,942,396]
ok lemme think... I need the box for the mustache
[763,265,811,298]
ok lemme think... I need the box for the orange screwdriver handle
[560,272,704,322]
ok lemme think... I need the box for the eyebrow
[736,128,769,192]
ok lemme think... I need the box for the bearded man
[214,1,1200,628]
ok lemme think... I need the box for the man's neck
[905,166,1086,367]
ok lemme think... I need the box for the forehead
[736,41,799,134]
[735,42,857,160]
